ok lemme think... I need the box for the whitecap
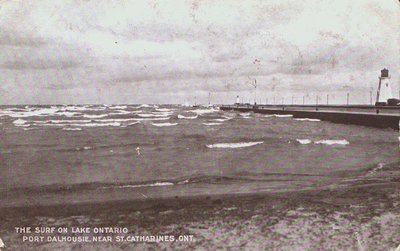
[63,128,82,131]
[156,108,177,112]
[2,107,59,118]
[274,114,293,118]
[138,104,151,108]
[178,114,198,119]
[314,139,349,145]
[108,110,132,115]
[206,141,264,149]
[83,114,108,119]
[137,113,170,118]
[294,118,321,122]
[13,119,27,125]
[211,118,231,122]
[203,123,222,126]
[109,105,127,110]
[35,122,121,127]
[296,139,312,144]
[45,119,92,124]
[133,117,170,121]
[152,122,178,127]
[76,146,92,150]
[55,111,81,117]
[240,113,251,116]
[102,182,174,189]
[191,108,219,115]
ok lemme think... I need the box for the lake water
[0,104,398,208]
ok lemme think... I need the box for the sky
[0,0,399,105]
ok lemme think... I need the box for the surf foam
[206,141,264,149]
[203,122,222,126]
[294,118,321,122]
[152,122,178,127]
[178,114,198,119]
[314,139,349,145]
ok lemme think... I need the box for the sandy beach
[1,161,399,250]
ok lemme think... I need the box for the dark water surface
[0,105,398,208]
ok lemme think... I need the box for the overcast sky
[0,0,399,104]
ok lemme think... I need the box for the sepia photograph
[0,0,399,250]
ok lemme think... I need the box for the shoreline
[1,162,399,250]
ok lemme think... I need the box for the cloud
[0,0,398,104]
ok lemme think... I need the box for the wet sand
[1,161,399,250]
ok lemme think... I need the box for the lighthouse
[375,68,395,106]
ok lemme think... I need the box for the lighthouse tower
[375,68,394,105]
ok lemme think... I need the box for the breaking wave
[101,182,174,189]
[211,118,231,122]
[296,139,312,145]
[152,122,178,127]
[274,114,293,118]
[203,122,222,126]
[314,139,349,145]
[178,114,198,119]
[62,128,82,131]
[83,114,108,119]
[296,139,349,146]
[190,108,219,115]
[294,118,321,122]
[206,141,264,149]
[137,113,170,118]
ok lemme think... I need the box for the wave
[137,113,170,118]
[62,128,82,131]
[34,119,92,124]
[240,113,251,116]
[294,118,321,122]
[108,110,132,115]
[83,114,108,119]
[13,119,28,126]
[211,118,231,122]
[109,105,127,110]
[296,139,312,144]
[263,114,293,118]
[190,108,219,115]
[206,141,264,149]
[178,114,198,119]
[156,108,177,112]
[138,104,151,108]
[34,122,121,127]
[274,114,293,118]
[314,139,349,145]
[133,117,170,121]
[296,139,349,145]
[203,122,222,126]
[61,106,105,111]
[1,108,63,118]
[101,182,174,189]
[152,122,178,127]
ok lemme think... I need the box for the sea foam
[152,122,178,127]
[178,114,198,119]
[203,122,222,126]
[314,140,349,145]
[294,118,321,122]
[206,141,264,149]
